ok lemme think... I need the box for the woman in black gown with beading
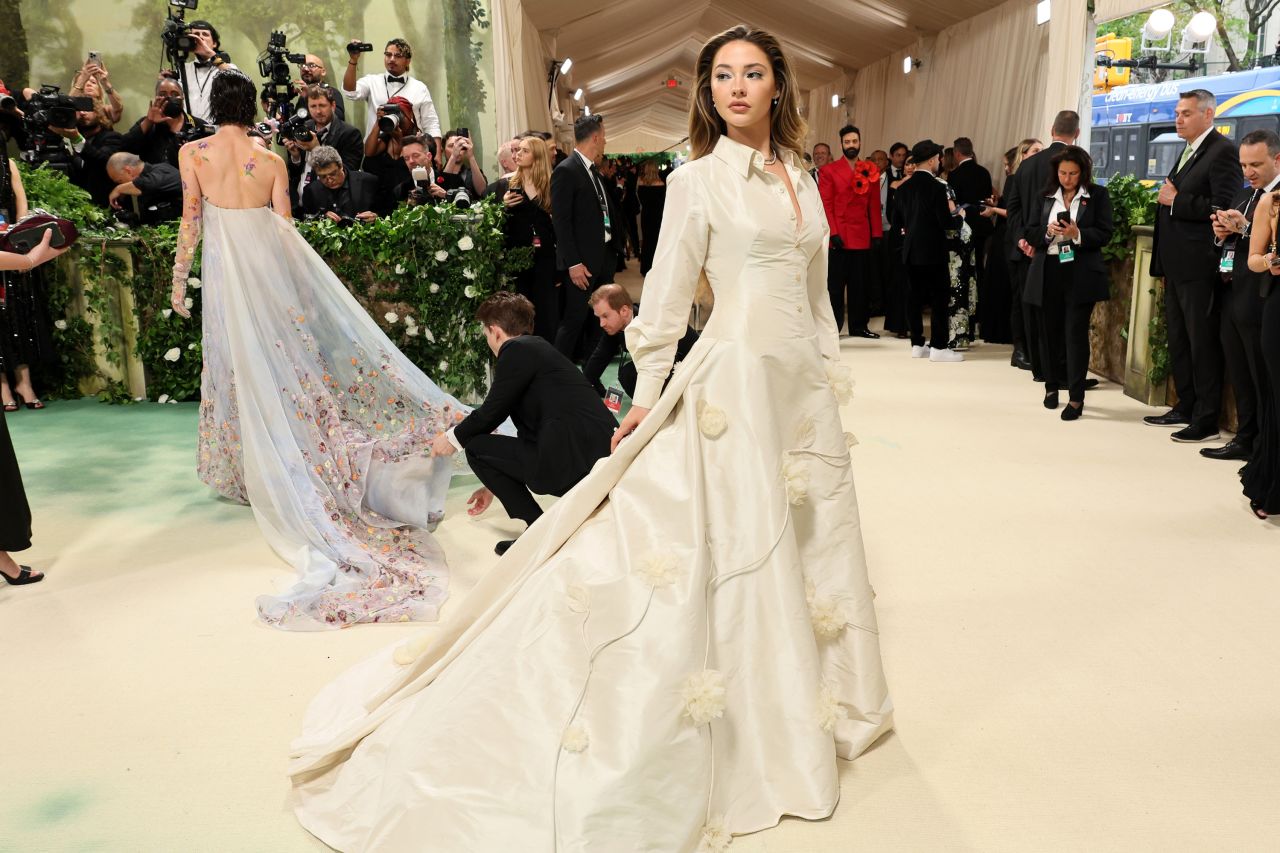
[0,230,70,585]
[0,149,56,412]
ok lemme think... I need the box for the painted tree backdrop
[6,0,495,167]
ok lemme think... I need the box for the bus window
[1110,127,1127,177]
[1125,126,1144,175]
[1090,136,1109,178]
[1148,131,1183,179]
[1238,116,1279,139]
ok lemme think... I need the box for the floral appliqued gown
[288,135,893,849]
[192,201,468,630]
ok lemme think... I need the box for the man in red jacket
[819,124,883,339]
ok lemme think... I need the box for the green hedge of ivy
[18,163,530,404]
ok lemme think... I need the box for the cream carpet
[3,325,1278,852]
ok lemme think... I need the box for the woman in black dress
[0,229,70,584]
[491,135,559,342]
[975,146,1019,344]
[636,158,666,275]
[0,150,55,412]
[1243,190,1280,518]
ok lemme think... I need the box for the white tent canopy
[494,0,1107,168]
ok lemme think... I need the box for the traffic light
[1095,33,1132,92]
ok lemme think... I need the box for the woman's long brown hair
[688,25,808,163]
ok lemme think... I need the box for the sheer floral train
[197,201,467,630]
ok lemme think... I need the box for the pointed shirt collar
[713,134,803,178]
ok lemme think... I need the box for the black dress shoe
[1171,423,1220,443]
[1061,401,1084,421]
[851,328,881,339]
[1011,350,1033,371]
[1083,378,1099,390]
[1144,409,1191,427]
[1199,439,1252,461]
[1043,390,1059,409]
[494,539,516,556]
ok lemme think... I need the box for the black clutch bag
[0,209,80,253]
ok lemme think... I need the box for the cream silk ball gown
[288,135,894,850]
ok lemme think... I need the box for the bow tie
[387,75,406,84]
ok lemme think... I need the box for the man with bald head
[294,54,345,121]
[106,151,182,223]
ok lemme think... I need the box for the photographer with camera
[122,72,208,168]
[399,135,448,207]
[49,97,126,208]
[439,128,487,201]
[182,19,237,123]
[293,56,344,122]
[106,151,183,224]
[361,96,417,216]
[283,85,362,209]
[342,38,441,151]
[300,146,379,224]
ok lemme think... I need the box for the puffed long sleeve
[624,167,709,409]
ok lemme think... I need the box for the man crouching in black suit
[301,146,381,223]
[431,292,617,555]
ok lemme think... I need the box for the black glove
[830,235,844,250]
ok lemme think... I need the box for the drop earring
[772,97,778,107]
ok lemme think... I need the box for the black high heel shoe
[1249,500,1269,520]
[1043,390,1059,410]
[1061,401,1084,421]
[2,565,44,585]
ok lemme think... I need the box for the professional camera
[257,30,306,138]
[0,91,15,113]
[278,108,314,143]
[161,0,200,60]
[445,186,472,209]
[16,85,94,171]
[161,94,184,119]
[377,103,402,140]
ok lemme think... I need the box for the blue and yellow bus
[1091,66,1280,182]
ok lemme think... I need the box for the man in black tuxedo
[551,114,622,360]
[432,293,616,555]
[1145,89,1243,442]
[582,284,699,398]
[1006,111,1079,377]
[284,86,363,210]
[948,137,994,316]
[300,147,380,222]
[1202,129,1280,460]
[891,139,965,362]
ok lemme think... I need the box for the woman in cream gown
[290,27,893,849]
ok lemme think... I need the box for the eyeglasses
[302,62,323,70]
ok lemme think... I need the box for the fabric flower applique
[824,361,854,405]
[635,552,682,588]
[782,457,810,506]
[697,816,732,852]
[561,723,589,753]
[696,400,728,438]
[681,669,727,725]
[794,416,817,448]
[805,580,847,639]
[817,681,848,733]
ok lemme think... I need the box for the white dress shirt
[344,73,441,139]
[183,60,240,123]
[1046,186,1089,255]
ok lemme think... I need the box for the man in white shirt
[342,38,442,152]
[182,20,238,124]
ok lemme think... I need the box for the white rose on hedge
[438,359,449,372]
[385,312,398,323]
[187,343,197,350]
[157,394,170,404]
[54,319,67,330]
[188,277,201,289]
[429,283,440,294]
[463,268,476,280]
[406,326,419,337]
[394,264,406,275]
[464,285,477,298]
[163,347,181,362]
[423,327,435,343]
[458,235,474,251]
[161,308,172,319]
[435,250,449,261]
[184,297,194,310]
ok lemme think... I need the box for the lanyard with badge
[1220,189,1263,274]
[587,164,612,241]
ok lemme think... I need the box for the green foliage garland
[1102,174,1156,263]
[20,165,530,404]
